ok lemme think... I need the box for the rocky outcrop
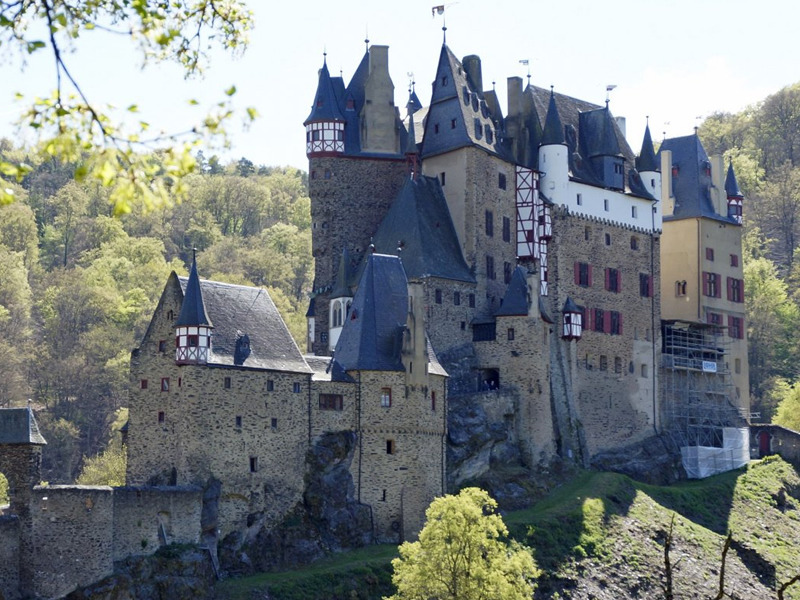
[220,431,372,574]
[65,545,215,600]
[590,435,683,485]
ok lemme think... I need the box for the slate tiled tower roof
[725,160,744,198]
[0,405,46,445]
[175,253,212,328]
[636,123,659,173]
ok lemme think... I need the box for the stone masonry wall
[355,370,447,543]
[309,156,407,355]
[29,485,115,599]
[0,515,20,600]
[548,210,662,458]
[112,486,202,561]
[128,282,312,537]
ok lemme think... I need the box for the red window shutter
[702,272,709,296]
[604,310,611,334]
[605,268,610,291]
[588,265,593,287]
[574,262,580,285]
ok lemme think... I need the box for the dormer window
[346,98,355,110]
[441,75,448,86]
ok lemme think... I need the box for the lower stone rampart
[0,515,20,600]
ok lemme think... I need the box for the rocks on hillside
[220,431,372,574]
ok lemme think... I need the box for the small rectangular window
[599,355,608,371]
[610,311,621,335]
[502,216,511,242]
[319,394,344,411]
[450,118,457,129]
[507,328,515,341]
[381,388,392,408]
[158,340,167,353]
[631,206,638,218]
[485,210,494,237]
[577,262,591,287]
[605,233,611,246]
[630,236,639,250]
[141,379,148,389]
[706,247,715,261]
[577,193,583,206]
[158,411,165,424]
[235,415,242,428]
[382,489,387,501]
[604,199,610,211]
[271,418,278,429]
[293,382,301,393]
[639,273,652,297]
[614,357,622,374]
[440,172,446,186]
[584,226,590,241]
[267,380,274,392]
[224,376,231,389]
[486,255,496,280]
[435,289,442,304]
[730,254,739,267]
[606,268,620,293]
[249,456,258,472]
[498,172,507,190]
[454,291,461,306]
[431,391,437,411]
[469,294,476,308]
[386,439,395,455]
[594,308,605,333]
[161,378,169,392]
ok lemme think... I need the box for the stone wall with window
[548,209,662,457]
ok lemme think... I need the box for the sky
[0,0,797,172]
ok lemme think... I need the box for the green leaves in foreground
[387,488,539,600]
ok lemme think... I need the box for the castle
[0,38,750,599]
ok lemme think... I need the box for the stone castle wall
[29,486,115,599]
[0,515,20,600]
[548,210,662,458]
[309,156,407,355]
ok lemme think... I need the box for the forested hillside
[698,82,800,423]
[0,140,312,484]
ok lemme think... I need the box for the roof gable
[178,277,311,373]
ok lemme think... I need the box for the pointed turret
[406,87,422,117]
[304,56,346,157]
[541,90,565,146]
[637,123,659,173]
[726,159,744,223]
[175,251,213,364]
[329,249,354,352]
[495,267,530,317]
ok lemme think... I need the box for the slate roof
[658,134,738,224]
[330,248,353,299]
[331,254,409,376]
[407,88,423,116]
[304,59,345,124]
[371,175,474,283]
[495,267,530,316]
[725,160,743,198]
[177,276,311,374]
[579,107,622,158]
[305,296,315,318]
[420,45,509,160]
[636,123,659,172]
[509,85,544,169]
[541,90,566,146]
[0,405,46,445]
[175,254,212,328]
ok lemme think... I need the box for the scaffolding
[661,321,749,476]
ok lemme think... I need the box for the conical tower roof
[495,267,529,316]
[725,160,743,198]
[304,58,345,125]
[541,89,565,146]
[330,248,352,299]
[176,252,212,328]
[637,123,659,172]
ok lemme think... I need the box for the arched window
[332,301,343,327]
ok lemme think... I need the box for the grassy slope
[213,457,800,600]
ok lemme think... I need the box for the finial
[442,24,447,43]
[369,237,375,253]
[365,24,369,51]
[492,80,496,91]
[397,240,403,254]
[646,115,650,125]
[192,247,197,261]
[550,85,554,96]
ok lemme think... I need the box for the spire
[636,121,659,172]
[330,248,352,299]
[541,88,565,146]
[725,159,744,198]
[304,55,345,125]
[176,250,212,328]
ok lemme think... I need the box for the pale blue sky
[0,0,796,171]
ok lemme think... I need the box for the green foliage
[0,0,255,213]
[0,472,7,505]
[773,385,800,431]
[387,488,539,600]
[76,444,127,487]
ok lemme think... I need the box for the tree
[386,488,539,600]
[0,0,255,213]
[773,385,800,432]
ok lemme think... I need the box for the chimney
[463,55,483,96]
[614,116,626,140]
[507,76,522,119]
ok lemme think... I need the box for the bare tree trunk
[711,532,733,600]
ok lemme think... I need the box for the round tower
[636,121,661,201]
[304,55,346,157]
[538,89,569,200]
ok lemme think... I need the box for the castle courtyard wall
[0,515,20,600]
